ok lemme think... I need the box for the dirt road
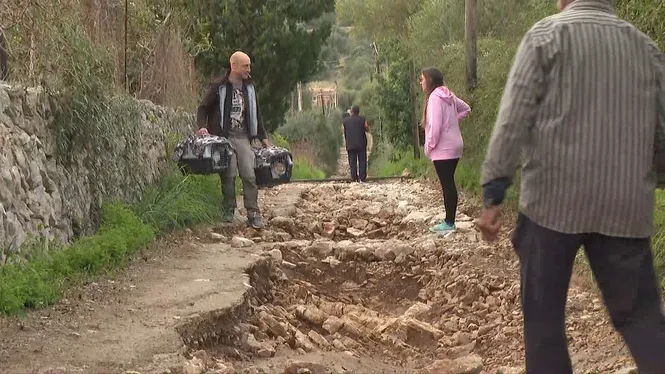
[0,148,638,374]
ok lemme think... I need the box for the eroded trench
[172,182,530,374]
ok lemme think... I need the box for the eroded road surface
[0,179,637,374]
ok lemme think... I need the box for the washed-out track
[173,181,635,374]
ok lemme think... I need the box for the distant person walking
[421,67,470,234]
[342,105,369,183]
[478,0,665,373]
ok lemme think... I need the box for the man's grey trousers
[220,135,259,216]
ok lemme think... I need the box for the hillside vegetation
[333,0,665,286]
[0,0,339,314]
[2,0,665,315]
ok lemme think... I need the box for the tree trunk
[465,0,478,91]
[409,60,420,159]
[297,81,303,112]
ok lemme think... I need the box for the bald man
[196,51,269,229]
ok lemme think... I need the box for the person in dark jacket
[196,51,269,229]
[342,105,369,183]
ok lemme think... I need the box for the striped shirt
[481,0,665,238]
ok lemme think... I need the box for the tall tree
[186,0,335,132]
[337,0,423,156]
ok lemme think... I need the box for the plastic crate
[254,146,294,187]
[172,135,235,175]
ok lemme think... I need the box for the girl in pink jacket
[421,67,471,234]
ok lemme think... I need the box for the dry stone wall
[0,82,194,250]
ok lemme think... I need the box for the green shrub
[133,171,223,232]
[278,109,344,176]
[291,158,326,180]
[0,167,224,316]
[271,132,291,149]
[369,141,431,178]
[0,203,155,315]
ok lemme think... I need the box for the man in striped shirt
[478,0,665,372]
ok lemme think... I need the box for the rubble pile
[191,181,634,374]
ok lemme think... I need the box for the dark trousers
[347,148,367,182]
[433,158,459,225]
[512,213,665,374]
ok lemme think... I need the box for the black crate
[172,135,235,175]
[254,146,294,188]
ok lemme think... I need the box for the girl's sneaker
[429,221,456,234]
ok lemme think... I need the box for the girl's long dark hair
[421,67,446,129]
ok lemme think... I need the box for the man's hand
[478,205,502,242]
[261,139,270,148]
[196,127,209,137]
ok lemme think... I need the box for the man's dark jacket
[196,75,267,141]
[343,115,368,151]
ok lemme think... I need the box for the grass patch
[0,168,223,316]
[276,109,344,176]
[133,172,223,232]
[271,131,327,180]
[369,141,432,178]
[292,158,326,180]
[653,191,665,288]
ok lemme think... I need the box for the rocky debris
[610,368,637,374]
[217,183,506,370]
[209,232,228,242]
[283,361,328,374]
[195,181,630,374]
[293,181,478,242]
[264,249,283,264]
[181,350,235,374]
[494,367,525,374]
[232,236,255,248]
[242,332,275,356]
[307,330,331,349]
[425,353,484,374]
[403,302,431,320]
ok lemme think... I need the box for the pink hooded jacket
[424,86,471,161]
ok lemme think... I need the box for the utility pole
[465,0,478,92]
[297,81,303,112]
[409,60,420,159]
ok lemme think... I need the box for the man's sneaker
[429,221,456,234]
[248,214,265,230]
[222,210,235,223]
